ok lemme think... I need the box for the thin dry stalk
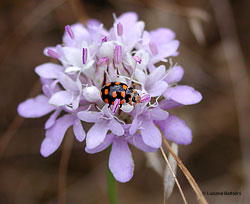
[58,131,74,204]
[160,146,188,204]
[162,136,208,204]
[0,80,41,159]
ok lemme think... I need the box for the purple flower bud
[133,56,142,64]
[149,41,159,56]
[47,49,59,58]
[97,57,109,65]
[140,93,151,103]
[112,98,120,113]
[117,22,123,36]
[114,45,122,64]
[82,48,88,64]
[102,36,108,42]
[65,25,74,39]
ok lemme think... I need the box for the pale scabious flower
[17,12,202,182]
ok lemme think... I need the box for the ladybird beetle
[101,82,141,107]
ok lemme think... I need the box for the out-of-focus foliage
[0,0,249,203]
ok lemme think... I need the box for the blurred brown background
[0,0,249,203]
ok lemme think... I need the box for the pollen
[104,99,109,104]
[104,89,109,95]
[115,82,120,85]
[121,91,125,97]
[112,91,117,98]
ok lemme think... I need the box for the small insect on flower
[101,82,141,108]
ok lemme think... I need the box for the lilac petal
[128,134,157,152]
[49,91,72,106]
[160,99,182,110]
[77,111,102,123]
[62,47,83,68]
[129,116,139,135]
[135,69,146,84]
[158,116,192,145]
[164,66,184,84]
[87,19,102,27]
[40,114,74,157]
[109,139,134,183]
[86,134,114,154]
[146,65,166,87]
[109,119,124,136]
[116,12,138,31]
[45,109,61,129]
[125,22,145,50]
[63,23,90,46]
[72,94,80,110]
[140,120,162,148]
[151,40,179,64]
[149,28,176,45]
[149,41,159,56]
[86,120,109,149]
[57,72,79,92]
[147,81,168,97]
[73,118,86,142]
[150,108,169,121]
[164,85,202,105]
[18,95,55,118]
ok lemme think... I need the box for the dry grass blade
[58,131,74,204]
[162,136,208,204]
[163,143,178,200]
[160,146,188,204]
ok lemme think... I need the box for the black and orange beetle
[101,82,141,107]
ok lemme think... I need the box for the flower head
[17,12,202,182]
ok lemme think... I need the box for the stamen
[65,25,74,39]
[117,22,123,36]
[82,48,88,64]
[47,49,59,58]
[112,98,120,113]
[102,36,108,42]
[97,57,109,65]
[133,56,142,64]
[140,93,151,103]
[149,41,159,56]
[114,45,122,64]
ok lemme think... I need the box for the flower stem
[107,146,118,204]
